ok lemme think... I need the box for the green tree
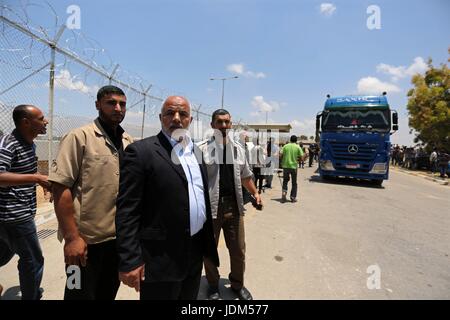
[406,53,450,152]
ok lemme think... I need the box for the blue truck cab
[315,94,398,186]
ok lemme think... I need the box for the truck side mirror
[316,114,321,132]
[392,111,398,131]
[392,112,398,125]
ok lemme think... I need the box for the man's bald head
[161,96,191,114]
[159,96,192,136]
[13,105,39,127]
[12,104,47,141]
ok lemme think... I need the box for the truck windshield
[322,108,390,132]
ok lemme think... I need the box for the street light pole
[221,79,225,108]
[210,76,238,108]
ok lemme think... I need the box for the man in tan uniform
[49,85,133,300]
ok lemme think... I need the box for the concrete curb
[391,167,449,186]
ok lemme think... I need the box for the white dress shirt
[163,130,207,236]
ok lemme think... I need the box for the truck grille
[329,142,378,161]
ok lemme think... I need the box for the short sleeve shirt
[0,130,37,224]
[48,119,133,244]
[281,143,304,169]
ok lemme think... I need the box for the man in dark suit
[115,96,219,300]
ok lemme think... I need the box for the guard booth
[232,123,292,195]
[240,124,292,157]
[233,123,292,173]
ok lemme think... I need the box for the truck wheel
[371,179,383,186]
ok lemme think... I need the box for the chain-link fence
[0,2,221,174]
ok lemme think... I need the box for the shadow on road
[271,197,285,203]
[270,197,299,204]
[308,175,385,189]
[1,285,21,300]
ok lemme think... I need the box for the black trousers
[140,231,204,300]
[64,239,120,300]
[253,167,264,193]
[282,168,298,199]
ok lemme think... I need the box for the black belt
[219,195,238,218]
[219,195,235,204]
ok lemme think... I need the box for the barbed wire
[1,1,227,173]
[1,2,291,174]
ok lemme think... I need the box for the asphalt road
[1,165,449,300]
[241,166,450,299]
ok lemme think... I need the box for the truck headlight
[320,160,335,171]
[369,163,387,174]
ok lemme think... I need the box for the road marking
[35,212,56,227]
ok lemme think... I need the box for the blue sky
[1,0,449,144]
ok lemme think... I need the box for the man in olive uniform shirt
[49,86,133,300]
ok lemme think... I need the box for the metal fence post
[47,45,55,174]
[140,85,152,139]
[47,26,65,174]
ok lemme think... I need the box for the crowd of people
[390,144,450,178]
[0,86,276,300]
[6,84,448,301]
[241,135,319,198]
[0,84,319,300]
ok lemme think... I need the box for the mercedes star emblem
[348,144,358,153]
